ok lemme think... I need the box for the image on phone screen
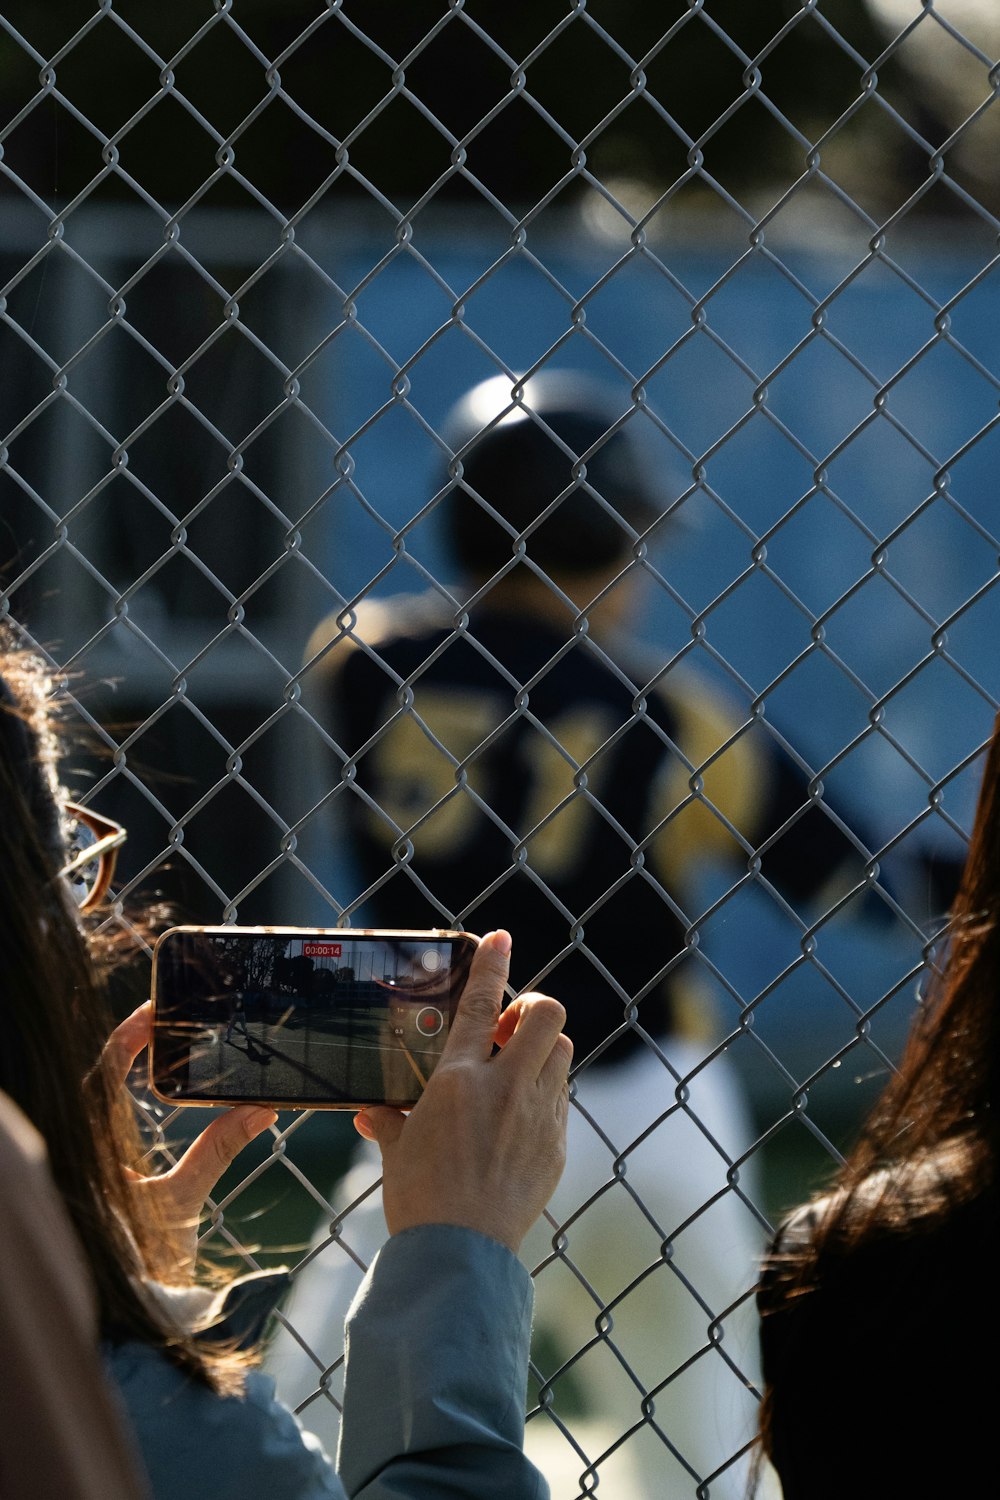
[150,928,476,1108]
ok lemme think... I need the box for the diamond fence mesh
[2,3,1000,1497]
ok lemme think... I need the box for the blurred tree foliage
[0,1,986,220]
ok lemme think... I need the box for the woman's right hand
[354,929,572,1256]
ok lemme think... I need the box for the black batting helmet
[436,370,676,578]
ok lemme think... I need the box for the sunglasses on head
[60,803,127,911]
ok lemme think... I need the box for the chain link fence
[3,3,1000,1496]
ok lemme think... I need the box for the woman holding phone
[0,627,571,1499]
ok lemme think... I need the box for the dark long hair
[755,711,1000,1479]
[0,631,249,1394]
[837,713,1000,1191]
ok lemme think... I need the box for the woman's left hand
[103,1001,277,1275]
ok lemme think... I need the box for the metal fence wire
[3,3,1000,1497]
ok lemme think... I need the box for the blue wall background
[299,229,1000,1104]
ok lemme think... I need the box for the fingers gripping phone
[149,926,478,1110]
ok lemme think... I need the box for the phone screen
[149,927,477,1109]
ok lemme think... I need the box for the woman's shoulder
[105,1341,342,1500]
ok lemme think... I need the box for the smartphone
[149,925,478,1110]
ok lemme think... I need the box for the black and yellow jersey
[304,593,863,1067]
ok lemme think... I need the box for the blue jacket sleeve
[338,1225,549,1500]
[106,1225,545,1500]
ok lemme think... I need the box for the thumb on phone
[435,928,511,1059]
